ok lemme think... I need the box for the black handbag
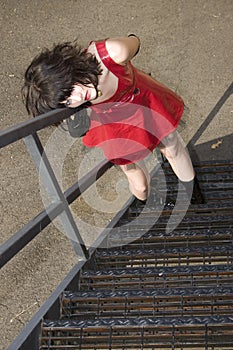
[66,107,90,138]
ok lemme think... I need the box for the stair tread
[121,213,233,223]
[63,286,233,299]
[105,229,232,249]
[42,315,233,328]
[96,244,233,256]
[82,263,233,277]
[114,227,232,236]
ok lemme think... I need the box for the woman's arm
[105,35,140,65]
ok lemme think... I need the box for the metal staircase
[39,160,233,349]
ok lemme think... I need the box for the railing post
[23,133,89,261]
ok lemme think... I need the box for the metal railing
[0,107,115,267]
[0,107,124,349]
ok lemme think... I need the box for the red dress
[82,40,184,165]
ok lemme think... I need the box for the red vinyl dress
[82,40,184,165]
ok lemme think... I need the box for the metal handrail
[0,107,113,265]
[0,106,79,148]
[0,107,118,349]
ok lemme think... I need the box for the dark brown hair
[22,41,102,117]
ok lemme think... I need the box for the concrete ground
[0,0,232,349]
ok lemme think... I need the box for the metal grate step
[39,161,233,349]
[94,245,233,269]
[119,209,233,227]
[61,286,233,320]
[152,161,233,204]
[80,264,233,291]
[105,227,233,250]
[41,316,233,349]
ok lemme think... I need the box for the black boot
[128,197,147,215]
[120,190,175,226]
[117,197,146,225]
[181,176,205,204]
[128,195,175,216]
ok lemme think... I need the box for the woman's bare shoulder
[106,36,140,65]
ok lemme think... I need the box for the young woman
[22,35,204,206]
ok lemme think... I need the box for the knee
[161,143,179,159]
[133,182,148,195]
[159,134,180,160]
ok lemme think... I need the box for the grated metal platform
[40,160,233,349]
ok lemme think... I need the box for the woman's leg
[158,131,195,182]
[158,131,205,204]
[119,160,150,201]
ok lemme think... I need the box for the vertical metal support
[23,133,89,261]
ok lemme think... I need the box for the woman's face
[65,83,97,107]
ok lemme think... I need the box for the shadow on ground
[190,133,233,163]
